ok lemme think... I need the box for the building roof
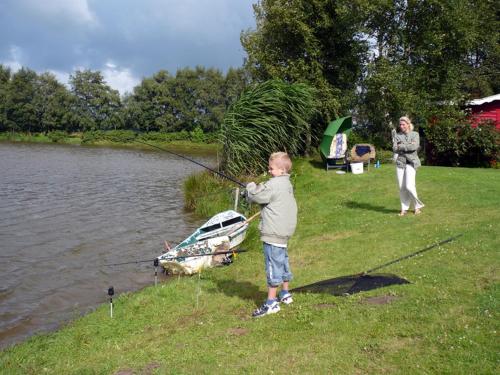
[468,94,500,106]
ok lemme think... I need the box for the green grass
[1,160,498,374]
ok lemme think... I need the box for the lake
[0,142,216,349]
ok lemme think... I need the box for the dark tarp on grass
[291,273,410,296]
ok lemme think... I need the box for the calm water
[0,142,215,349]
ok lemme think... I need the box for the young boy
[246,152,298,317]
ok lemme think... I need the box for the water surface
[0,142,215,349]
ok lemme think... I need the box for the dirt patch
[142,362,161,375]
[114,370,134,375]
[384,336,416,352]
[307,231,359,244]
[227,327,249,336]
[361,295,398,305]
[314,303,337,310]
[235,307,252,321]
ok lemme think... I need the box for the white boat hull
[158,210,249,275]
[159,236,232,275]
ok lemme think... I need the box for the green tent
[319,116,352,162]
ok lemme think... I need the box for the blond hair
[269,152,292,173]
[399,116,414,131]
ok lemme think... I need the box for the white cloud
[48,69,71,88]
[0,0,255,91]
[2,45,24,72]
[1,50,138,96]
[102,62,140,96]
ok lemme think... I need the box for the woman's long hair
[399,116,414,131]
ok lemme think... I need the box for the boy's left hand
[246,182,256,191]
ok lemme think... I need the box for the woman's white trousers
[396,165,424,211]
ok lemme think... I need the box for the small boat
[158,210,250,275]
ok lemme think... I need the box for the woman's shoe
[398,211,407,216]
[414,208,422,215]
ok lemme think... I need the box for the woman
[392,116,425,216]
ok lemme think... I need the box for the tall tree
[124,67,228,133]
[5,68,38,133]
[223,67,251,108]
[124,70,176,132]
[69,70,122,131]
[35,73,80,133]
[32,73,66,133]
[0,65,11,132]
[356,0,500,145]
[241,0,368,131]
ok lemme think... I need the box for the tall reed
[220,79,316,175]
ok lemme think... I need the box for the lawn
[0,159,498,374]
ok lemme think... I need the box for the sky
[0,0,256,95]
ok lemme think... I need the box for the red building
[467,94,500,130]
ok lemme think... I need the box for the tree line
[0,0,498,158]
[0,65,249,135]
[242,0,499,144]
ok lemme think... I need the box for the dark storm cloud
[0,0,255,93]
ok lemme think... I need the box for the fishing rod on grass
[104,249,249,267]
[292,234,463,296]
[133,139,246,188]
[362,234,463,275]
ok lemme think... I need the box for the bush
[139,130,191,143]
[81,131,100,143]
[80,129,220,145]
[183,171,235,216]
[47,131,67,143]
[104,130,136,143]
[189,126,205,143]
[424,120,499,167]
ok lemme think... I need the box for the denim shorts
[263,242,293,287]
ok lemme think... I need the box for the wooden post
[234,187,239,211]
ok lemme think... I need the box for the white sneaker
[279,292,293,305]
[252,301,280,318]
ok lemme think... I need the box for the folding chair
[319,116,352,171]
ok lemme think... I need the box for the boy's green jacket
[246,174,297,245]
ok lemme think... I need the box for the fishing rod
[291,234,463,295]
[104,249,248,267]
[133,139,245,188]
[363,234,463,275]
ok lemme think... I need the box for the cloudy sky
[0,0,256,95]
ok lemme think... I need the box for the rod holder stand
[108,286,114,318]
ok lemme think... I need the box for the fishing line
[133,139,245,188]
[363,234,463,275]
[192,188,236,199]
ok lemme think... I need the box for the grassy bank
[0,132,220,155]
[1,160,498,374]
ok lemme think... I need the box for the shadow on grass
[308,159,326,170]
[291,273,410,296]
[344,200,395,214]
[210,279,264,306]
